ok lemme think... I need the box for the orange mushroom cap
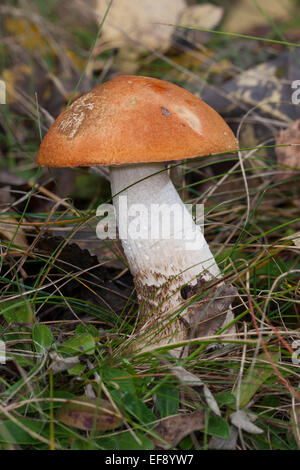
[37,75,238,167]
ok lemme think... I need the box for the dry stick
[34,254,122,318]
[235,104,265,226]
[0,5,80,74]
[0,257,128,308]
[43,257,122,316]
[2,355,48,406]
[291,395,300,444]
[263,318,295,356]
[247,295,300,401]
[27,182,79,216]
[176,39,296,92]
[2,397,115,413]
[253,269,300,352]
[236,322,248,413]
[1,201,75,298]
[200,137,275,262]
[0,403,60,448]
[0,269,89,305]
[203,121,271,228]
[236,322,248,450]
[99,380,142,447]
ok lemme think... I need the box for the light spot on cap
[58,95,94,139]
[174,106,201,134]
[161,106,171,117]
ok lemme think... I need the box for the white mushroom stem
[109,163,233,349]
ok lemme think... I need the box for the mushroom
[37,75,238,352]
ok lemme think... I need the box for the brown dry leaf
[230,410,263,435]
[0,215,28,249]
[50,351,80,375]
[208,425,238,450]
[176,3,223,45]
[0,170,25,186]
[0,187,28,249]
[50,229,124,270]
[276,120,300,180]
[95,0,186,52]
[282,231,300,248]
[51,0,98,30]
[152,410,205,449]
[202,49,300,123]
[222,0,295,34]
[178,3,223,30]
[170,366,221,417]
[56,396,122,431]
[181,281,237,338]
[4,17,49,52]
[2,64,33,107]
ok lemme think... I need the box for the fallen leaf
[4,18,49,52]
[282,231,300,248]
[152,410,205,449]
[51,0,98,29]
[222,0,295,34]
[181,282,237,339]
[171,366,221,416]
[0,215,28,249]
[0,170,25,186]
[171,366,204,387]
[230,410,263,435]
[2,63,42,116]
[56,396,122,431]
[95,0,186,52]
[50,351,80,374]
[202,49,300,123]
[208,425,238,450]
[176,3,223,46]
[2,22,91,119]
[0,187,28,249]
[276,120,300,180]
